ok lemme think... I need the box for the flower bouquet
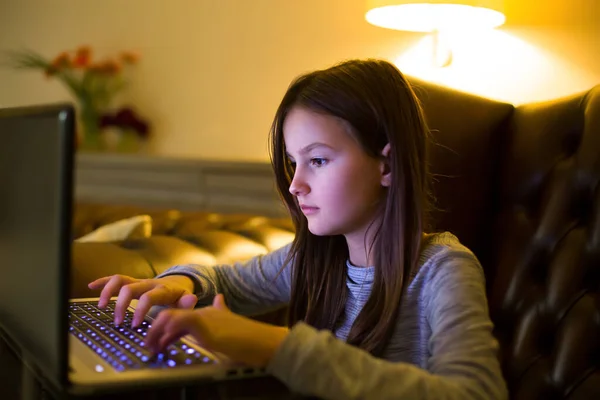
[6,45,150,151]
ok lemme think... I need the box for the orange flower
[120,51,139,65]
[45,52,70,76]
[73,46,92,68]
[51,52,71,68]
[89,59,121,75]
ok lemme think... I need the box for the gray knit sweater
[157,232,508,400]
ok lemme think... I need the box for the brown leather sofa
[65,80,600,399]
[416,81,600,400]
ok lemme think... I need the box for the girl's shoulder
[414,231,482,279]
[421,231,474,257]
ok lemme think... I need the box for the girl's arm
[266,253,508,400]
[155,243,293,316]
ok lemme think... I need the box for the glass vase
[77,101,104,152]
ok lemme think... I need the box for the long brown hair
[269,59,432,357]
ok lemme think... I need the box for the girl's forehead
[283,107,354,149]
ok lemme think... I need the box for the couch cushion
[180,231,270,265]
[119,236,218,275]
[75,215,152,242]
[72,203,181,238]
[71,242,156,298]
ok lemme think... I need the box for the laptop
[0,103,267,397]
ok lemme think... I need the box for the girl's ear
[380,143,392,187]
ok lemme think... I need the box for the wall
[0,0,598,161]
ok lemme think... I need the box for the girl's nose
[289,171,308,196]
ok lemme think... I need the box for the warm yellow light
[365,1,506,32]
[394,29,598,104]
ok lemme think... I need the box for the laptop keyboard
[69,301,215,372]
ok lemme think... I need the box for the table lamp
[365,0,506,66]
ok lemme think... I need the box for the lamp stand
[432,29,453,68]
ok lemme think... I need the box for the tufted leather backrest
[409,80,600,398]
[409,78,514,283]
[488,86,600,399]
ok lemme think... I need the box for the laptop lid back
[0,103,75,390]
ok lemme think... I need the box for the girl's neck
[343,213,383,268]
[345,230,429,268]
[344,232,374,268]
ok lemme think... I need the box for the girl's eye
[310,158,327,167]
[287,159,296,170]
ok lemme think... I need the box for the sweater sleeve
[155,243,293,316]
[265,253,508,400]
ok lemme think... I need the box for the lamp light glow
[366,3,505,32]
[365,1,506,67]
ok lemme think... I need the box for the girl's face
[283,106,388,240]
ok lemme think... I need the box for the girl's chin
[307,222,339,237]
[307,223,327,237]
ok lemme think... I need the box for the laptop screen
[0,103,75,389]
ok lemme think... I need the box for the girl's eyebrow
[286,142,334,158]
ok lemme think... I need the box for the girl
[89,59,508,400]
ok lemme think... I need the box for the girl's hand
[145,294,289,367]
[88,274,198,327]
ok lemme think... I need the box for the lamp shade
[365,0,506,32]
